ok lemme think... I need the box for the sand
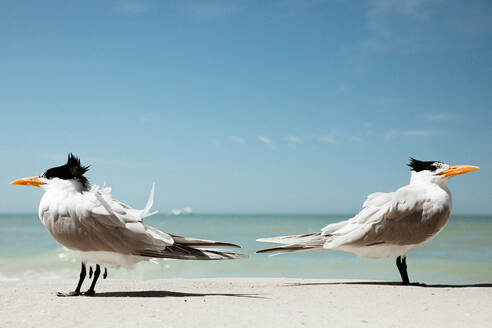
[0,278,491,328]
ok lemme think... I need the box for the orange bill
[10,176,46,187]
[439,165,480,178]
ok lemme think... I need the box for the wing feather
[73,184,175,249]
[322,186,425,249]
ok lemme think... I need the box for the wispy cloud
[350,136,364,143]
[282,132,339,145]
[318,132,336,144]
[116,0,150,14]
[257,135,274,148]
[284,132,338,145]
[365,0,435,41]
[341,0,438,55]
[385,129,442,140]
[229,136,246,145]
[403,130,440,137]
[285,135,304,144]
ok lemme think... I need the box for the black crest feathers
[42,153,90,188]
[408,158,438,172]
[66,153,90,178]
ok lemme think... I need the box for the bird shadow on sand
[282,281,492,288]
[90,290,267,299]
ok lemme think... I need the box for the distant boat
[170,207,193,216]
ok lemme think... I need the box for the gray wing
[52,210,247,260]
[50,211,174,255]
[49,185,247,260]
[46,184,174,254]
[321,186,428,249]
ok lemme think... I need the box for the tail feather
[256,232,325,254]
[138,243,248,260]
[257,232,325,245]
[171,235,241,248]
[256,244,321,254]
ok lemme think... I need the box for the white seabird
[11,154,247,296]
[256,158,479,284]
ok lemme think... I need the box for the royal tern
[11,154,247,296]
[257,158,479,284]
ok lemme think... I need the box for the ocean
[0,213,491,284]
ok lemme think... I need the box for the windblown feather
[139,244,248,260]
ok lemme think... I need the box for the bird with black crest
[256,158,479,284]
[11,154,248,296]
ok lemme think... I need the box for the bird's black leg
[89,266,93,279]
[103,267,107,279]
[57,262,86,297]
[396,256,410,285]
[83,264,101,296]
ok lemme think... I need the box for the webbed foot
[82,289,96,296]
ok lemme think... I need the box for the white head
[408,158,479,186]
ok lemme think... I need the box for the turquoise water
[0,213,491,284]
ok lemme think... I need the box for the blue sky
[1,0,491,214]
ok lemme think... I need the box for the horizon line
[0,212,490,217]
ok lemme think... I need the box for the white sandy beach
[0,278,490,328]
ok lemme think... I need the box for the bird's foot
[82,289,96,296]
[409,282,426,287]
[57,291,81,297]
[401,281,426,287]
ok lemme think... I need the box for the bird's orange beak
[439,165,480,178]
[10,176,46,187]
